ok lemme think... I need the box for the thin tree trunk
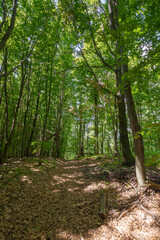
[39,72,52,165]
[101,122,104,155]
[94,90,99,155]
[26,83,41,156]
[1,61,26,163]
[21,78,31,157]
[52,87,63,158]
[108,95,119,157]
[4,48,9,145]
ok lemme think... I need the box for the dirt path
[0,157,160,240]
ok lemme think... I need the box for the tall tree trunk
[122,64,146,187]
[108,0,134,166]
[108,0,146,187]
[116,70,134,165]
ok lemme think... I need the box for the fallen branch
[125,180,160,227]
[100,190,107,219]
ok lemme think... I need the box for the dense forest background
[0,0,160,187]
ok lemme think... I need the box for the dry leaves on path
[0,156,160,240]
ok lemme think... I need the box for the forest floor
[0,156,160,240]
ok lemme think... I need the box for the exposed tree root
[139,203,160,227]
[117,203,137,221]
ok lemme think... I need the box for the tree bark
[122,64,146,186]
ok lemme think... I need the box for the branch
[54,64,107,74]
[80,47,118,98]
[0,0,7,33]
[98,0,109,27]
[0,52,31,78]
[81,0,116,72]
[100,21,115,57]
[0,0,18,52]
[0,25,46,78]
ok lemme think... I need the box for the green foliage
[0,0,159,163]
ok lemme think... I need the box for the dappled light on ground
[21,175,32,184]
[56,229,79,240]
[0,156,160,239]
[83,182,106,193]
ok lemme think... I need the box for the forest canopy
[0,0,160,188]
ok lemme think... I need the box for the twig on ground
[125,180,160,227]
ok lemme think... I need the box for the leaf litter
[0,156,160,240]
